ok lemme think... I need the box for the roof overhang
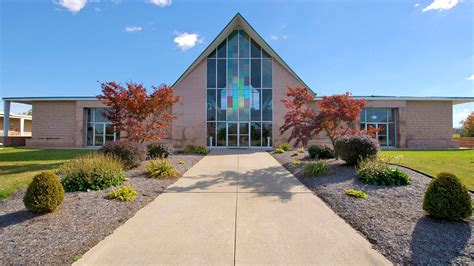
[2,96,97,104]
[314,96,474,105]
[171,13,311,92]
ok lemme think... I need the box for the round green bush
[422,172,472,220]
[60,153,125,192]
[147,143,170,158]
[308,145,334,159]
[334,134,379,165]
[23,171,65,213]
[99,141,146,169]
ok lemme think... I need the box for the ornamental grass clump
[23,171,65,213]
[303,160,331,177]
[147,158,179,179]
[60,153,125,192]
[423,172,472,220]
[147,143,171,158]
[107,186,138,202]
[344,189,368,199]
[357,159,411,186]
[273,147,285,154]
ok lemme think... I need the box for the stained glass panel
[227,30,238,58]
[238,31,250,58]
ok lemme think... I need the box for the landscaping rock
[272,150,474,265]
[0,154,203,264]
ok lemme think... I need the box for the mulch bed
[0,154,204,264]
[272,151,474,265]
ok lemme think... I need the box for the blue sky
[1,0,473,127]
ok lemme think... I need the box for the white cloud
[148,0,172,7]
[124,26,143,32]
[57,0,87,13]
[270,35,278,40]
[466,75,474,81]
[414,3,420,7]
[422,0,459,12]
[94,7,101,12]
[174,32,202,51]
[282,35,288,40]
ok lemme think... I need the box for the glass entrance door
[367,123,388,147]
[227,122,250,148]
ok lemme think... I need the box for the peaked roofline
[171,13,312,92]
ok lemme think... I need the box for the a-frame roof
[171,13,310,90]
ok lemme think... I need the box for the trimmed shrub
[183,145,208,155]
[357,160,411,186]
[423,172,472,220]
[273,147,285,154]
[60,154,125,192]
[303,161,331,177]
[147,143,170,158]
[308,145,334,159]
[277,143,292,152]
[107,186,137,202]
[344,189,368,199]
[99,141,146,169]
[334,134,379,165]
[147,158,179,178]
[23,171,65,213]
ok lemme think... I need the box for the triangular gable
[172,13,311,91]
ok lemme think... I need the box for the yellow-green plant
[277,143,292,152]
[273,147,285,154]
[147,158,179,178]
[292,160,302,165]
[344,189,368,199]
[107,186,138,202]
[297,147,305,154]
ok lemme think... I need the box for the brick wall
[401,101,458,148]
[26,101,77,147]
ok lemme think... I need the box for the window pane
[105,124,114,143]
[239,89,250,121]
[366,108,387,122]
[262,59,272,88]
[216,122,226,146]
[95,108,109,123]
[388,108,396,122]
[217,59,226,88]
[207,59,216,88]
[251,89,261,121]
[208,49,216,58]
[378,135,387,146]
[207,89,216,121]
[251,39,261,58]
[239,123,249,135]
[207,122,216,146]
[238,30,250,58]
[217,40,226,58]
[228,123,237,134]
[388,123,396,146]
[262,89,272,121]
[251,122,261,146]
[217,89,227,121]
[262,48,271,58]
[87,109,93,123]
[262,122,272,147]
[360,123,365,130]
[87,123,93,146]
[227,30,238,58]
[251,59,261,88]
[227,89,238,121]
[360,109,366,122]
[94,124,104,146]
[227,59,238,89]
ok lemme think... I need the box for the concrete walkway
[77,150,389,265]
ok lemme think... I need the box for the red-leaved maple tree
[97,82,180,144]
[280,87,367,147]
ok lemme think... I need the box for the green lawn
[379,149,474,190]
[0,148,93,200]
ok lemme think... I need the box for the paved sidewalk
[77,150,389,265]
